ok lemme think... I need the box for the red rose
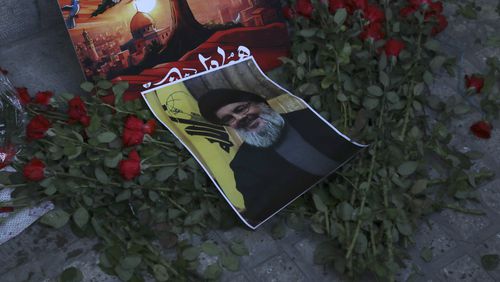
[99,94,115,106]
[428,1,443,14]
[384,38,406,57]
[399,6,417,17]
[16,87,31,106]
[68,96,87,119]
[430,14,448,35]
[124,116,144,131]
[296,0,314,18]
[23,158,46,181]
[0,145,16,170]
[364,4,385,23]
[329,0,350,13]
[26,115,51,140]
[119,150,141,181]
[352,0,368,10]
[282,6,295,20]
[34,91,54,106]
[465,74,485,93]
[0,207,14,213]
[143,120,157,135]
[122,116,148,147]
[360,22,385,41]
[80,115,91,127]
[0,67,8,75]
[470,121,492,139]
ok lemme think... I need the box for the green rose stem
[53,172,121,187]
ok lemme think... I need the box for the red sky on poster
[57,0,290,100]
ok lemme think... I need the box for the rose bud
[23,158,46,181]
[296,0,314,18]
[26,115,51,141]
[363,4,385,24]
[33,91,54,106]
[465,74,485,94]
[16,87,31,106]
[119,150,141,181]
[282,6,295,20]
[360,22,385,41]
[143,120,157,135]
[470,121,493,139]
[384,38,406,57]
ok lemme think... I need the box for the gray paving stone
[0,26,84,95]
[473,232,500,281]
[0,0,41,46]
[441,255,495,282]
[252,254,307,282]
[439,204,491,242]
[414,220,457,261]
[479,179,500,213]
[37,0,66,29]
[292,238,344,281]
[220,227,280,269]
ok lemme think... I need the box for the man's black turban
[198,89,267,124]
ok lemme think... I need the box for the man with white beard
[198,89,362,225]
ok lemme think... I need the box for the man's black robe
[229,109,363,226]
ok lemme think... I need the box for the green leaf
[221,253,240,272]
[40,209,70,229]
[73,207,89,228]
[114,265,133,281]
[104,152,123,168]
[312,193,328,213]
[430,56,447,72]
[97,80,113,90]
[424,40,440,51]
[97,132,117,143]
[80,82,94,92]
[363,97,379,110]
[354,233,368,254]
[204,263,222,280]
[379,71,390,88]
[481,254,500,271]
[230,242,249,256]
[413,83,425,96]
[182,246,200,261]
[337,202,354,221]
[299,28,317,37]
[398,161,419,176]
[201,241,221,256]
[120,255,142,269]
[116,190,131,202]
[410,179,428,195]
[420,247,433,262]
[59,267,83,282]
[95,167,110,184]
[367,85,383,97]
[334,8,348,25]
[152,264,169,281]
[155,167,176,182]
[396,222,412,236]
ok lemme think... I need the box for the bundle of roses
[1,80,236,281]
[280,0,494,280]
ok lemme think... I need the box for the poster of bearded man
[142,57,366,229]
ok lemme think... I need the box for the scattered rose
[465,74,485,94]
[23,158,46,181]
[100,93,115,106]
[119,150,141,181]
[360,22,385,41]
[352,0,368,10]
[123,116,145,147]
[68,96,91,127]
[34,91,54,106]
[430,14,448,35]
[409,0,432,7]
[470,121,492,139]
[384,38,406,57]
[363,4,385,23]
[16,87,31,106]
[282,6,295,20]
[0,207,14,213]
[296,0,314,18]
[143,120,157,135]
[428,1,444,14]
[26,115,51,140]
[399,6,417,17]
